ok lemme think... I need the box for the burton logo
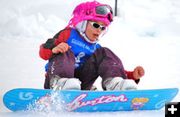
[67,93,128,111]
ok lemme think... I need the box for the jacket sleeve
[125,70,140,84]
[39,28,71,60]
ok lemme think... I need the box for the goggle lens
[95,5,113,22]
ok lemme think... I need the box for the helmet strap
[81,32,98,44]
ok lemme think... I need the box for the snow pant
[44,47,127,90]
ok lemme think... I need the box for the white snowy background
[0,0,180,116]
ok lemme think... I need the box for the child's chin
[92,37,98,41]
[90,39,97,42]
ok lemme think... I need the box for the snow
[0,0,180,116]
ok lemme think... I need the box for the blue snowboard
[3,88,178,112]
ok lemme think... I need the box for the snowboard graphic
[3,88,178,112]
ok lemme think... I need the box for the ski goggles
[89,21,106,31]
[95,5,113,22]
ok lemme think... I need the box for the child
[39,1,144,90]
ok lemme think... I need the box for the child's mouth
[93,34,99,38]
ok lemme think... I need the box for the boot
[50,75,81,90]
[102,77,137,90]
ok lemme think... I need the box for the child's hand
[52,42,71,54]
[133,66,145,80]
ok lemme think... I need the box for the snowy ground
[0,0,180,117]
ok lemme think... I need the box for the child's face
[85,21,106,42]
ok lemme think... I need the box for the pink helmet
[67,1,113,28]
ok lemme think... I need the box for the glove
[133,66,145,80]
